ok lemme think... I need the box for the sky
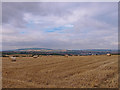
[2,2,118,50]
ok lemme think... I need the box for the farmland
[2,55,118,88]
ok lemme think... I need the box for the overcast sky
[2,2,118,50]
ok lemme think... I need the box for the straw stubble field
[2,55,118,88]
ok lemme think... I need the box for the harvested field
[2,55,118,88]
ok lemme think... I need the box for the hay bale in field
[10,56,16,62]
[107,53,111,56]
[33,55,38,58]
[4,55,9,57]
[65,54,69,58]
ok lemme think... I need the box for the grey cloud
[2,2,72,26]
[2,2,118,50]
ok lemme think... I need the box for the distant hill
[84,49,112,51]
[2,48,118,56]
[3,48,118,52]
[13,48,67,52]
[17,48,53,51]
